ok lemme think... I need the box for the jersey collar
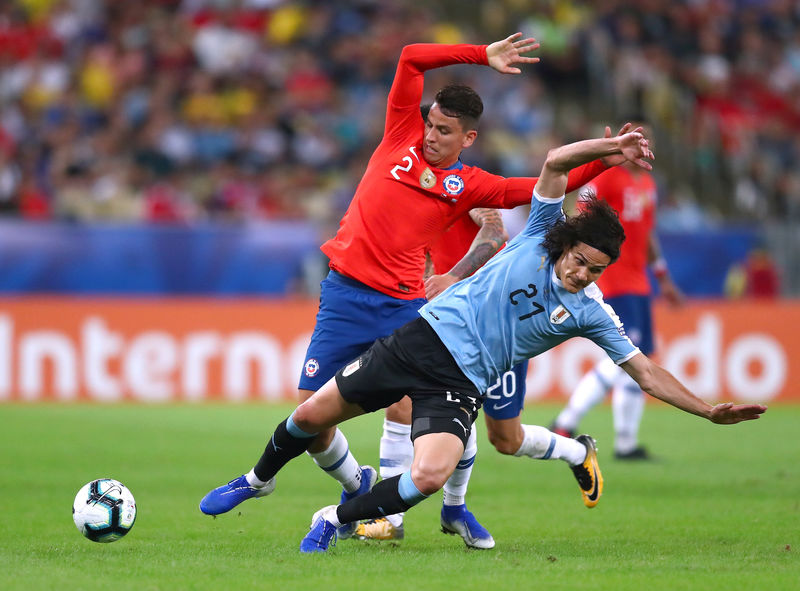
[441,158,464,171]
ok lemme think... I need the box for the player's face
[423,103,477,168]
[555,242,611,293]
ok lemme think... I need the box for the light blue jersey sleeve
[519,189,566,238]
[579,284,641,364]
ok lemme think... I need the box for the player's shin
[252,412,318,483]
[377,418,413,525]
[307,427,363,492]
[515,424,586,465]
[337,472,427,524]
[612,373,645,454]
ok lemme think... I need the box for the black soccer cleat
[571,435,603,508]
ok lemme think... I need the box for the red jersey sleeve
[385,44,488,140]
[494,160,611,209]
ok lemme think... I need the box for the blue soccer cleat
[199,474,275,515]
[440,503,495,549]
[300,505,338,553]
[336,465,377,539]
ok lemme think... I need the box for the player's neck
[425,153,461,169]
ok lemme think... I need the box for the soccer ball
[72,479,137,543]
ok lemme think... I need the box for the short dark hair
[541,191,626,263]
[433,84,483,130]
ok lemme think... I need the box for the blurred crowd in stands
[1,0,800,227]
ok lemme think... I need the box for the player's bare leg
[484,414,603,507]
[200,379,366,516]
[357,397,413,538]
[358,397,493,547]
[298,388,376,538]
[303,430,464,552]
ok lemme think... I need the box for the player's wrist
[651,258,668,280]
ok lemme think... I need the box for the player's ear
[462,129,477,149]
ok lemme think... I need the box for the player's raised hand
[486,32,540,74]
[601,123,649,168]
[617,127,654,170]
[709,402,768,424]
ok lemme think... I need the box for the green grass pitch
[0,402,797,590]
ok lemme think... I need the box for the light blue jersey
[419,190,640,394]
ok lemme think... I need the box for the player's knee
[410,463,449,495]
[292,401,325,433]
[487,428,522,456]
[487,430,519,455]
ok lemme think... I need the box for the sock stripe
[379,458,406,468]
[593,367,615,389]
[398,471,428,504]
[286,413,317,438]
[456,454,476,469]
[320,446,350,472]
[541,435,557,459]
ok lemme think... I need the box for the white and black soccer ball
[72,479,137,543]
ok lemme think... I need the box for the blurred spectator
[0,0,798,230]
[725,247,782,299]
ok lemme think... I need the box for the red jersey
[428,214,480,274]
[321,43,607,299]
[587,166,656,298]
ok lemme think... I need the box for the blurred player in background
[550,120,683,459]
[198,33,618,546]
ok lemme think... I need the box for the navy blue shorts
[605,294,654,355]
[298,271,427,391]
[483,360,528,420]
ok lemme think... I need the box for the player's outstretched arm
[486,32,540,74]
[620,353,768,424]
[535,132,653,200]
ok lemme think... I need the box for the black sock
[336,475,413,524]
[252,418,315,482]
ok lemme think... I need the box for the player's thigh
[299,275,425,391]
[294,377,366,432]
[385,396,412,423]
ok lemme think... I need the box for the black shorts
[335,317,482,446]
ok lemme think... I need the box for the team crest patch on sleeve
[304,358,320,377]
[342,358,362,377]
[442,174,465,196]
[550,305,571,325]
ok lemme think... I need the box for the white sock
[443,428,477,506]
[323,505,343,528]
[612,372,645,454]
[307,428,362,493]
[555,357,620,431]
[245,469,268,488]
[380,419,413,524]
[380,419,413,478]
[514,424,587,466]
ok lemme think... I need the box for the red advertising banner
[0,298,797,403]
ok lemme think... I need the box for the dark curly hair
[541,191,626,263]
[433,84,483,131]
